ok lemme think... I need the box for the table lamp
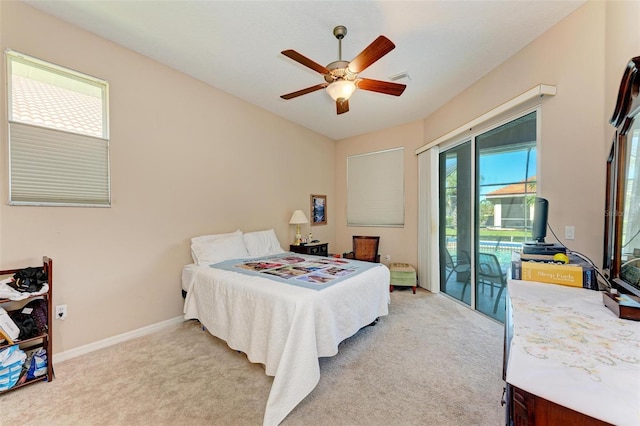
[289,210,308,245]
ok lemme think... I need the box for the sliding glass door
[439,112,537,322]
[439,141,472,305]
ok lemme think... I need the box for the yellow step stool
[389,262,417,294]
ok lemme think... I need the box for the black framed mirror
[604,56,640,296]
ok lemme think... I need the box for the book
[0,327,14,345]
[511,257,598,290]
[0,307,20,342]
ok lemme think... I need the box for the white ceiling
[24,0,585,140]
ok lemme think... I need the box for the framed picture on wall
[310,194,327,226]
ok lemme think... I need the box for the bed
[181,229,390,426]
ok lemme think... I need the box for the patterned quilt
[211,252,378,290]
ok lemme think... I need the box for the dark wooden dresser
[503,280,638,425]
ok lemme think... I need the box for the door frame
[417,106,543,318]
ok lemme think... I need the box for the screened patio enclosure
[440,112,537,323]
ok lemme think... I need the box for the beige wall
[427,1,607,265]
[605,0,640,122]
[335,1,639,282]
[2,0,638,354]
[0,2,335,353]
[334,121,423,267]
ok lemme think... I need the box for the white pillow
[191,229,242,245]
[191,233,249,266]
[243,229,285,258]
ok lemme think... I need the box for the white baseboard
[53,315,184,364]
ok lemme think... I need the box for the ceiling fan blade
[281,83,329,100]
[348,36,396,74]
[281,49,330,74]
[357,78,406,96]
[336,99,349,115]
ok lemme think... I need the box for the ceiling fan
[280,25,406,115]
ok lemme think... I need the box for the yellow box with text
[521,261,584,288]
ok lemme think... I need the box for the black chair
[343,236,380,263]
[444,250,471,299]
[477,252,507,313]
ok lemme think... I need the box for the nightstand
[289,242,328,257]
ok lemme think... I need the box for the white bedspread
[182,260,390,425]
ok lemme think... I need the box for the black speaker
[532,197,549,243]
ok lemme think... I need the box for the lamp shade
[289,210,308,225]
[326,80,356,101]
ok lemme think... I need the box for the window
[7,50,110,206]
[347,147,404,227]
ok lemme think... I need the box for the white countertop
[506,280,640,426]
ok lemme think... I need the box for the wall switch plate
[565,226,575,240]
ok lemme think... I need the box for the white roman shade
[9,122,109,205]
[7,50,110,206]
[347,147,404,227]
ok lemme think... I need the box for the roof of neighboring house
[486,177,536,197]
[12,75,103,138]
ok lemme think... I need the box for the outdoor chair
[444,250,471,299]
[477,252,507,313]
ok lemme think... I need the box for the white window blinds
[347,147,404,227]
[7,50,110,206]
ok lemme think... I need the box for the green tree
[445,168,457,226]
[479,199,494,226]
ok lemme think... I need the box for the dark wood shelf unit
[0,256,54,393]
[4,374,48,393]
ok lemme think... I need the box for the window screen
[7,50,110,206]
[347,147,404,227]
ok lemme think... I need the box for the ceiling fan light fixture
[281,26,404,115]
[326,80,356,102]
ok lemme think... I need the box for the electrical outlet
[55,304,67,320]
[385,254,391,261]
[565,226,575,240]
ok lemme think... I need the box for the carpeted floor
[0,288,505,426]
